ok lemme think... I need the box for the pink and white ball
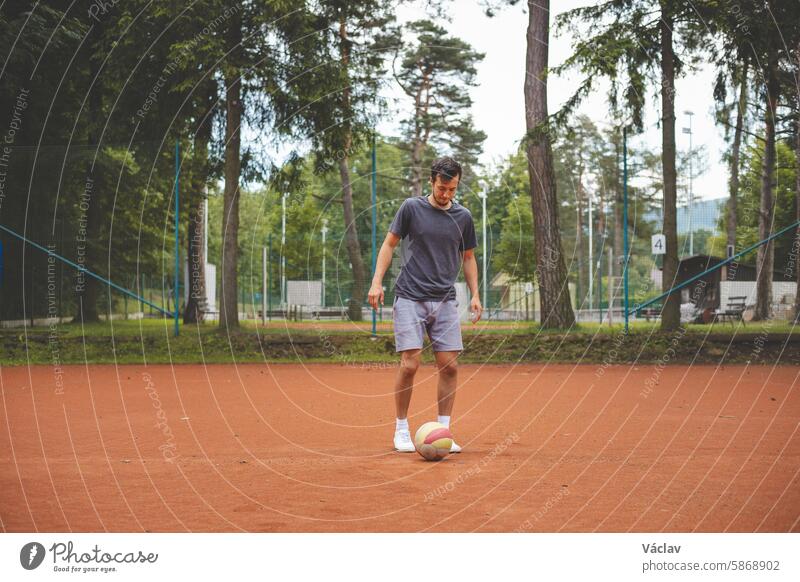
[414,422,453,461]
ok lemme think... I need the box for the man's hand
[368,281,384,310]
[469,295,483,323]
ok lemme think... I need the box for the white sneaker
[450,441,462,453]
[394,430,415,452]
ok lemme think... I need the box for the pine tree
[393,19,485,197]
[525,0,575,329]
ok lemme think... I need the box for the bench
[257,307,310,321]
[636,304,663,321]
[715,296,747,325]
[309,308,347,320]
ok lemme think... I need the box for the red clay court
[1,363,798,532]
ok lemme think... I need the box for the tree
[555,0,713,331]
[732,139,797,284]
[76,1,178,322]
[79,4,107,322]
[0,3,85,320]
[718,1,800,320]
[112,2,224,324]
[552,116,605,307]
[599,125,625,279]
[705,0,800,320]
[714,58,750,252]
[728,64,749,253]
[525,0,575,329]
[493,196,535,285]
[795,41,800,322]
[754,46,779,321]
[482,147,529,301]
[159,1,286,329]
[393,19,485,197]
[282,0,395,321]
[69,0,240,326]
[143,3,224,325]
[219,4,243,329]
[658,0,680,331]
[183,82,217,324]
[1,1,190,322]
[735,141,797,279]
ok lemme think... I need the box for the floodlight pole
[321,219,328,308]
[281,191,288,308]
[262,246,267,325]
[608,246,614,326]
[174,141,180,337]
[371,133,377,337]
[267,233,272,321]
[623,127,629,334]
[480,187,488,311]
[588,191,593,312]
[684,110,694,256]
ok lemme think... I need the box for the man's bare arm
[462,248,483,323]
[368,232,401,309]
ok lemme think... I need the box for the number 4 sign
[651,234,666,255]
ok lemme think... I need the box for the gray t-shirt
[389,195,477,301]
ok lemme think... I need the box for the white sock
[395,418,409,432]
[437,415,451,428]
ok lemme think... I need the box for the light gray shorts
[392,296,463,353]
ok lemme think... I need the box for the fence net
[1,128,798,326]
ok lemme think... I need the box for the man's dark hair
[430,157,462,183]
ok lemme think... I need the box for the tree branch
[313,193,342,204]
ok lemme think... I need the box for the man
[368,157,483,453]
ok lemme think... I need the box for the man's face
[430,174,459,206]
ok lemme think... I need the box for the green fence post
[598,241,603,324]
[268,233,272,321]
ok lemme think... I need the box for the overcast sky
[380,0,733,202]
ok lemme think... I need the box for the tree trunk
[754,52,779,321]
[576,173,585,306]
[220,13,242,329]
[727,60,748,252]
[184,84,216,324]
[338,17,367,321]
[793,42,800,323]
[659,5,680,332]
[524,0,575,329]
[410,138,425,197]
[409,70,431,198]
[184,196,207,323]
[339,156,367,321]
[81,174,102,322]
[794,110,800,322]
[80,21,103,323]
[597,186,606,302]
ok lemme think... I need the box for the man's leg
[433,350,461,452]
[434,350,459,417]
[395,348,422,419]
[393,348,421,452]
[427,297,463,452]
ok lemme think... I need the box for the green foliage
[394,19,486,188]
[205,137,419,306]
[493,196,535,283]
[733,140,798,266]
[280,0,397,163]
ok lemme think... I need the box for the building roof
[678,254,787,278]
